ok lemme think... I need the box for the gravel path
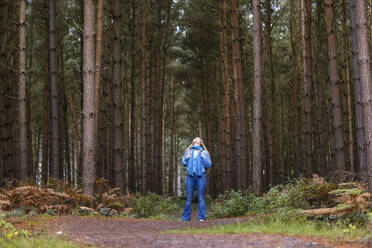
[45,216,369,248]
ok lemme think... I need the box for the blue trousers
[182,174,206,221]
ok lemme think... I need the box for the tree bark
[252,0,263,195]
[42,51,50,185]
[301,0,313,177]
[18,0,27,181]
[168,74,175,195]
[49,0,59,179]
[341,0,354,172]
[220,0,232,191]
[82,0,96,196]
[290,0,300,177]
[140,0,147,194]
[112,0,124,192]
[349,0,366,173]
[129,0,137,193]
[94,0,103,161]
[263,0,275,186]
[152,0,163,194]
[231,0,248,190]
[324,0,346,171]
[145,50,152,191]
[354,0,372,193]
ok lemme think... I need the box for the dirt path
[44,216,368,248]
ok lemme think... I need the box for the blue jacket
[182,145,212,176]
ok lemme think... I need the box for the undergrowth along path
[44,216,369,248]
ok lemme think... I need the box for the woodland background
[0,0,372,198]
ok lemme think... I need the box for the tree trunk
[140,0,147,194]
[341,0,354,172]
[290,0,300,177]
[220,0,232,191]
[58,44,65,181]
[168,74,175,195]
[301,0,313,177]
[252,0,263,195]
[60,50,71,184]
[324,0,346,171]
[42,51,49,185]
[263,0,275,186]
[94,0,104,179]
[18,0,27,181]
[354,0,372,193]
[145,50,152,191]
[231,0,248,190]
[82,0,96,196]
[94,0,103,130]
[152,0,163,194]
[49,0,59,179]
[112,0,124,192]
[129,0,137,193]
[349,0,366,173]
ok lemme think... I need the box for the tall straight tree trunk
[63,91,71,184]
[26,11,34,179]
[97,17,111,180]
[18,0,27,180]
[349,0,366,173]
[301,0,313,177]
[59,45,65,181]
[42,52,49,184]
[129,0,137,193]
[290,0,300,177]
[341,0,354,172]
[220,0,232,191]
[152,0,163,194]
[231,0,248,190]
[263,0,275,185]
[82,0,96,196]
[112,0,124,192]
[145,50,152,190]
[60,44,71,183]
[160,0,171,194]
[252,0,263,195]
[324,0,346,171]
[168,74,175,195]
[94,0,103,151]
[140,0,147,194]
[49,0,59,179]
[354,0,372,193]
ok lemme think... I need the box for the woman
[182,137,211,221]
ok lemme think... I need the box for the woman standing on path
[182,137,212,221]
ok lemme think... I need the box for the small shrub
[133,193,179,218]
[211,190,252,218]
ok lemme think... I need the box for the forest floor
[15,213,367,248]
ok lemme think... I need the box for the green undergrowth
[0,213,90,248]
[167,217,371,242]
[132,193,184,218]
[210,178,339,219]
[0,236,91,248]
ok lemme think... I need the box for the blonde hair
[185,137,208,152]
